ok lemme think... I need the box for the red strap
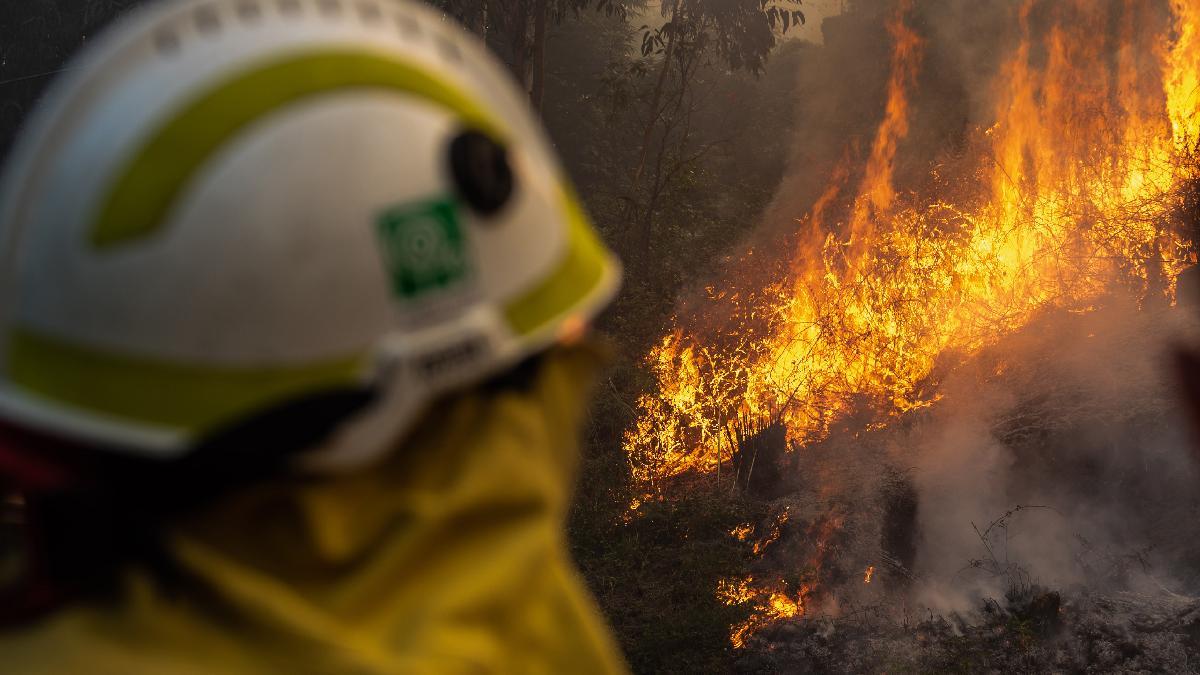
[0,421,79,491]
[0,422,85,625]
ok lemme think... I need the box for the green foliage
[640,0,805,74]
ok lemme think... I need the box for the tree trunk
[485,0,529,88]
[511,0,531,93]
[632,0,682,185]
[530,0,549,112]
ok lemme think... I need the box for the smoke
[902,296,1200,612]
[747,0,1178,255]
[749,0,1200,615]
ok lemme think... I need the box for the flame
[726,587,807,649]
[625,0,1199,486]
[752,509,789,555]
[1167,0,1200,146]
[625,0,1200,648]
[846,0,922,249]
[717,576,759,605]
[718,575,804,650]
[864,565,875,584]
[720,514,843,647]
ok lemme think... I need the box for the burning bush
[622,0,1200,652]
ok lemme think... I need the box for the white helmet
[0,0,620,470]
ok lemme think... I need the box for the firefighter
[0,0,627,672]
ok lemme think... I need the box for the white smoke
[902,295,1200,611]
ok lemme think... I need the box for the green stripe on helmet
[502,190,613,336]
[43,48,615,439]
[92,51,501,248]
[8,327,367,432]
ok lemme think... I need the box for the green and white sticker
[376,197,471,299]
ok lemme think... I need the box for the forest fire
[625,0,1200,649]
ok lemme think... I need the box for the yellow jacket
[0,345,628,674]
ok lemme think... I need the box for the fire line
[627,0,1200,648]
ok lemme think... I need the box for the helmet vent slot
[435,35,461,62]
[235,1,263,21]
[154,30,181,55]
[193,5,222,34]
[316,0,343,17]
[356,2,383,22]
[395,13,420,37]
[277,0,303,16]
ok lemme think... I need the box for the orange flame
[625,0,1199,488]
[846,0,922,249]
[730,523,754,541]
[627,0,1200,649]
[721,514,843,647]
[725,585,808,649]
[752,509,789,555]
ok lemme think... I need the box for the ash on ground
[739,589,1200,673]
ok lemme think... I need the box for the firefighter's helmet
[0,0,620,470]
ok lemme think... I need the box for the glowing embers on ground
[718,512,843,648]
[625,0,1200,650]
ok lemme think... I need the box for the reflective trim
[92,51,499,248]
[502,191,614,336]
[7,327,367,431]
